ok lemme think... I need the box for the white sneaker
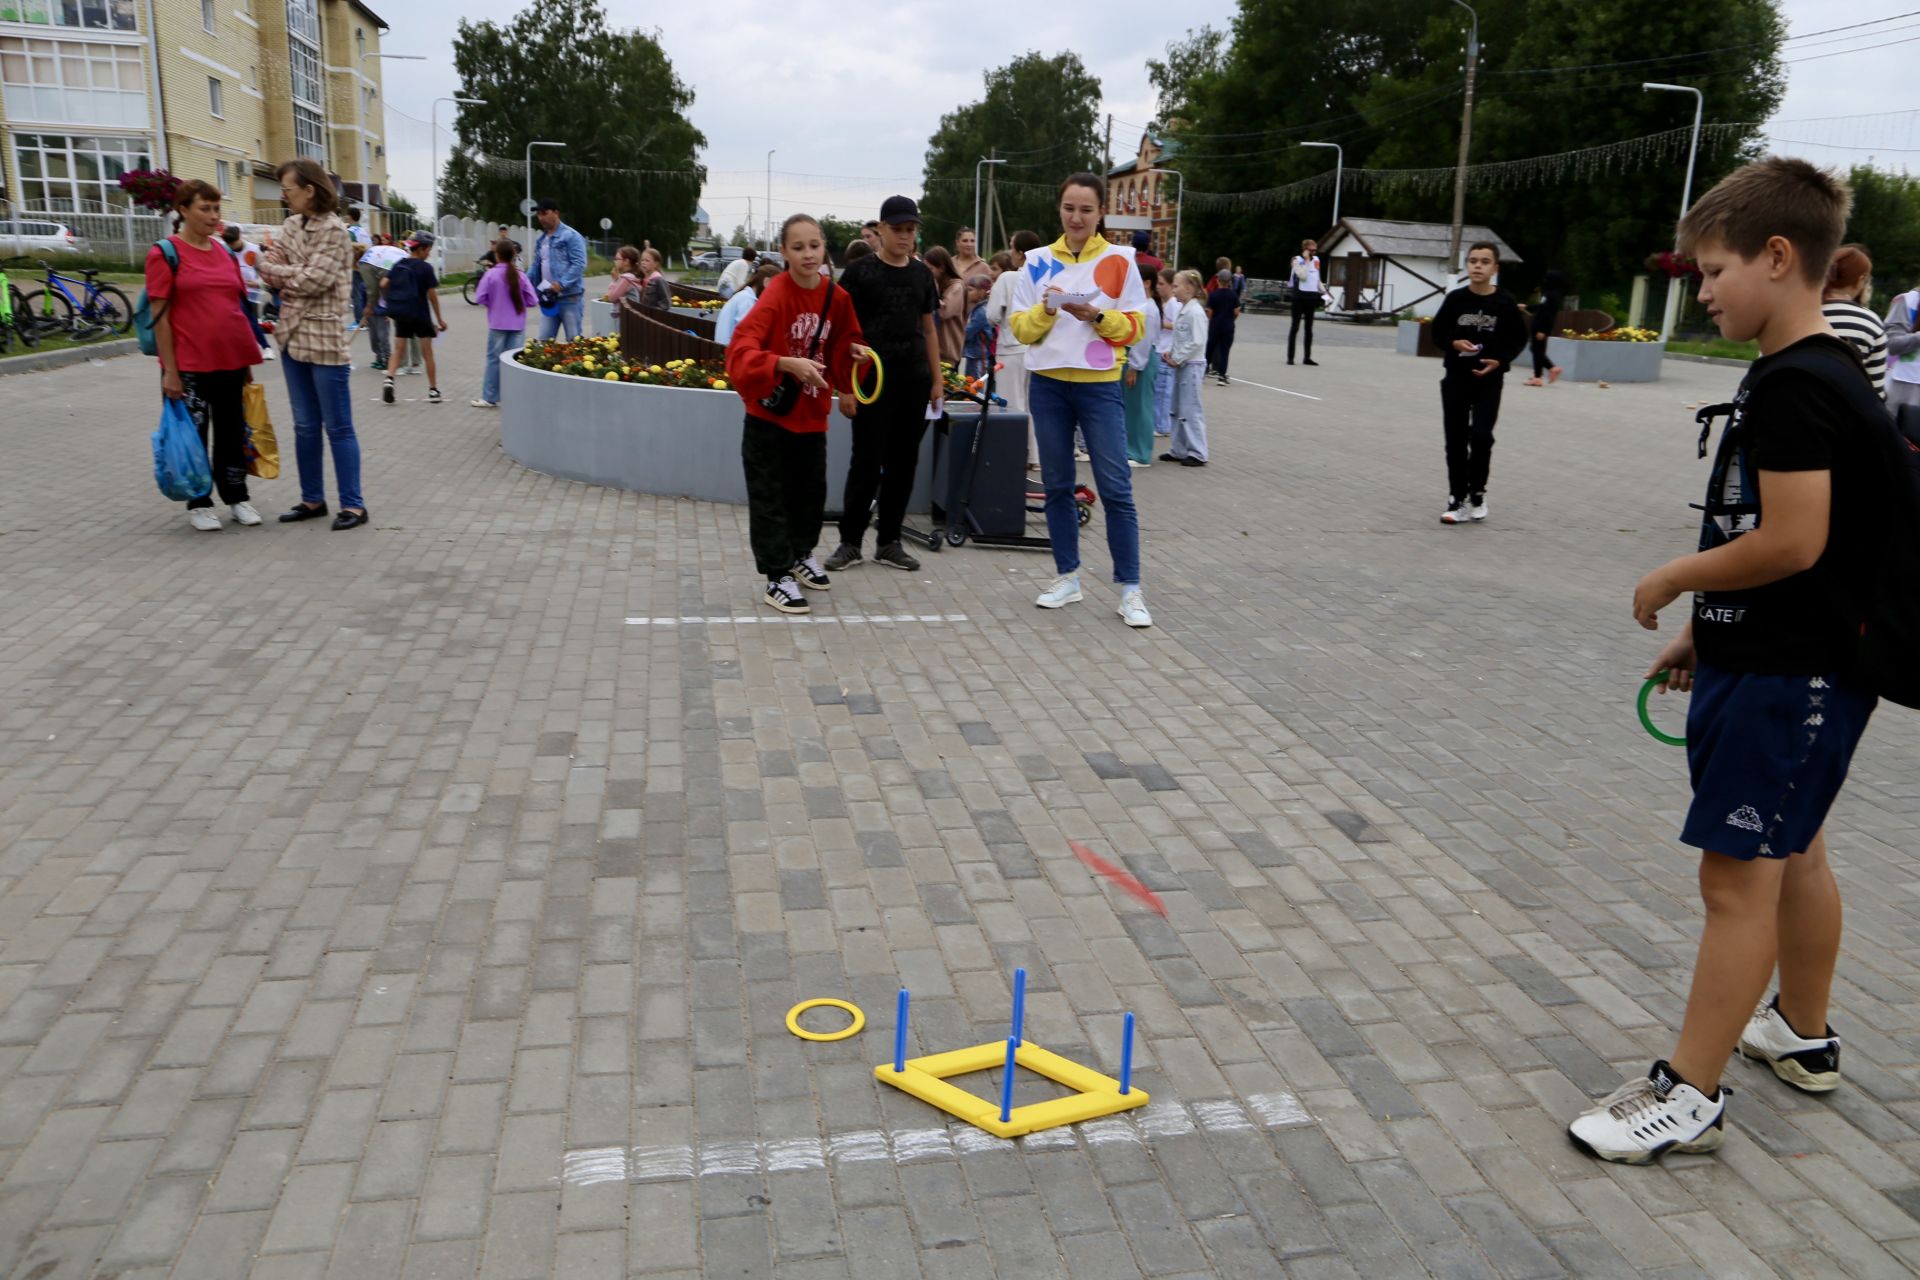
[230,502,262,526]
[1441,499,1467,525]
[1127,459,1147,469]
[261,345,278,361]
[1118,586,1153,628]
[188,508,222,531]
[469,399,497,409]
[1739,997,1840,1092]
[1468,493,1489,522]
[1567,1062,1727,1165]
[1036,574,1083,609]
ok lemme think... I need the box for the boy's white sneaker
[1441,498,1467,524]
[188,508,222,531]
[1739,996,1840,1093]
[230,502,262,526]
[1118,587,1152,628]
[1036,574,1082,609]
[1567,1061,1727,1165]
[1468,493,1489,522]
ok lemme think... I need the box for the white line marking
[1229,378,1322,401]
[624,614,971,626]
[560,1090,1312,1187]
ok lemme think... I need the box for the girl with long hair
[472,238,539,409]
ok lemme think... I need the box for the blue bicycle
[23,258,132,341]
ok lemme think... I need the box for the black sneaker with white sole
[382,378,395,405]
[1739,995,1840,1092]
[792,555,830,591]
[823,543,863,572]
[763,576,809,614]
[873,541,920,571]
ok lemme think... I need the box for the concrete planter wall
[1545,336,1665,383]
[587,299,616,336]
[1397,320,1430,357]
[499,352,934,511]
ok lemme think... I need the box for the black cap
[534,197,561,213]
[879,195,920,226]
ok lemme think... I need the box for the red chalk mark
[1069,839,1168,917]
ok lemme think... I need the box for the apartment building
[0,0,392,230]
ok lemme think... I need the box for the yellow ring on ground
[786,998,866,1042]
[852,350,885,405]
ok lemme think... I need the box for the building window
[293,104,324,160]
[355,27,364,58]
[10,131,152,212]
[207,76,222,117]
[284,0,317,43]
[362,140,371,172]
[200,0,214,31]
[287,39,320,108]
[0,0,138,32]
[0,36,148,129]
[215,158,229,192]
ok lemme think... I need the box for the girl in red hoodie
[726,213,870,613]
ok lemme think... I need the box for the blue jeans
[539,295,583,341]
[1029,373,1140,585]
[282,356,363,511]
[1170,362,1209,461]
[1153,357,1174,434]
[482,328,522,404]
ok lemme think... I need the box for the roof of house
[1107,130,1180,180]
[1322,217,1520,263]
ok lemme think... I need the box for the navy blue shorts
[1680,663,1876,859]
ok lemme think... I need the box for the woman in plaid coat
[257,158,368,530]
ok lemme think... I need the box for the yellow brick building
[0,0,392,234]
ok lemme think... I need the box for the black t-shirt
[1694,335,1881,674]
[1206,285,1238,329]
[384,258,438,320]
[839,253,938,380]
[1431,286,1529,375]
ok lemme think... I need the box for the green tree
[386,192,419,216]
[1846,166,1920,301]
[920,51,1104,251]
[817,216,862,253]
[1146,25,1228,125]
[439,0,706,253]
[1159,0,1784,296]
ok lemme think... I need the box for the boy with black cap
[827,195,945,573]
[380,232,447,405]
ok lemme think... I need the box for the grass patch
[1667,337,1758,361]
[0,325,131,358]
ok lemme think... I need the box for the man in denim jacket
[528,197,588,340]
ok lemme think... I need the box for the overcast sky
[375,0,1914,238]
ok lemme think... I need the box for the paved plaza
[3,311,1920,1279]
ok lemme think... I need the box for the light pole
[974,157,1006,254]
[525,140,565,247]
[431,95,487,230]
[1644,81,1704,344]
[1150,168,1184,269]
[359,53,423,236]
[1301,141,1343,233]
[1446,0,1479,279]
[765,150,775,251]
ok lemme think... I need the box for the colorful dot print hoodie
[1008,235,1151,384]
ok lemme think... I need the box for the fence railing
[618,299,726,366]
[4,206,171,266]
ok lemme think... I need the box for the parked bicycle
[0,257,43,354]
[23,258,132,341]
[461,256,492,306]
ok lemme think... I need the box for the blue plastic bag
[152,396,211,502]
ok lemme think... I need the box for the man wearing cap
[826,195,944,574]
[527,197,588,341]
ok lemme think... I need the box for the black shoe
[1181,457,1207,467]
[764,576,809,614]
[874,541,920,572]
[1303,358,1319,366]
[427,387,443,405]
[792,556,831,590]
[823,542,863,572]
[382,378,395,405]
[1217,375,1230,386]
[1287,358,1295,365]
[331,509,369,531]
[1159,452,1181,462]
[279,502,328,523]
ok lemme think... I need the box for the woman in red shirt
[725,213,870,614]
[148,178,264,531]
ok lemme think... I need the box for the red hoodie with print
[725,272,864,434]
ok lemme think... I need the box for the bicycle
[23,258,132,341]
[0,257,42,355]
[461,256,492,306]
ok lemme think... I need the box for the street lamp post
[974,157,1007,255]
[525,140,566,248]
[431,95,487,229]
[1445,0,1480,279]
[1150,168,1184,269]
[359,52,423,236]
[766,150,775,251]
[1301,141,1343,233]
[1644,81,1704,344]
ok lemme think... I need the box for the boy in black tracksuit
[1430,241,1528,524]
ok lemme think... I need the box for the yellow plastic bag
[242,381,279,480]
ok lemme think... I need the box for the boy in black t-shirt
[381,234,447,405]
[1429,243,1528,524]
[1568,158,1884,1165]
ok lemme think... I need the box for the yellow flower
[712,379,728,390]
[636,371,650,380]
[604,371,619,380]
[650,364,664,374]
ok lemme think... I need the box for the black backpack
[1697,340,1920,708]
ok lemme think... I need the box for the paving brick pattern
[2,313,1918,1278]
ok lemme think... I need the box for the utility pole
[1104,113,1113,180]
[1644,82,1704,344]
[1446,0,1480,280]
[984,147,996,251]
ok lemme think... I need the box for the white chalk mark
[561,1090,1312,1187]
[1228,377,1322,401]
[625,614,971,626]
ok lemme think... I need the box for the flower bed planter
[1545,336,1664,383]
[499,351,935,510]
[1396,319,1441,358]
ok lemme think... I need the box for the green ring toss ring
[1638,671,1688,747]
[852,350,884,405]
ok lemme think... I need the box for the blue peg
[1010,967,1027,1046]
[894,988,909,1073]
[1119,1011,1135,1095]
[999,1035,1018,1122]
